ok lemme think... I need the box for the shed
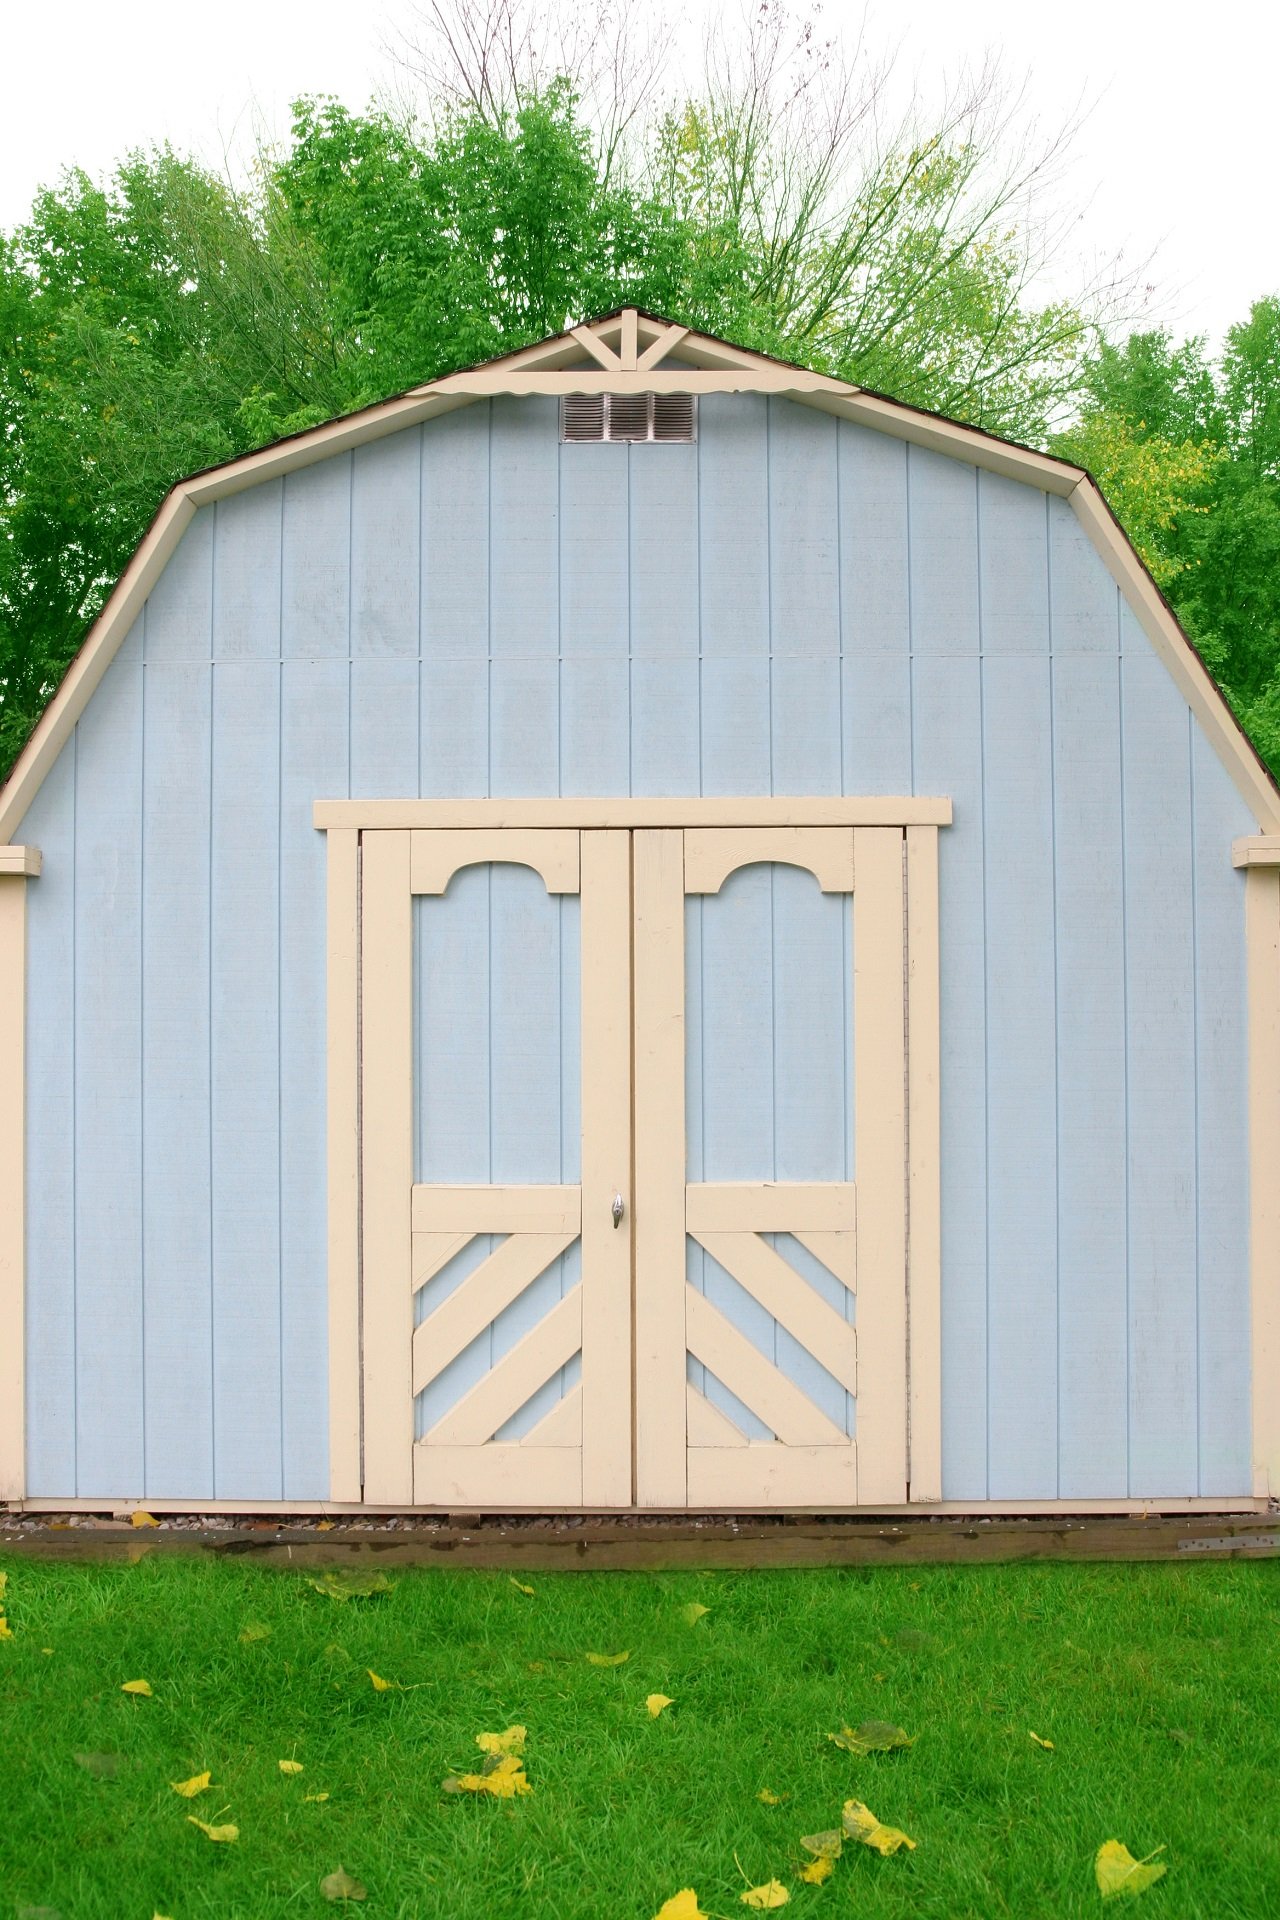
[2,309,1278,1517]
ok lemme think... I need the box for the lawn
[0,1553,1277,1918]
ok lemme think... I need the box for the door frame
[318,796,950,1509]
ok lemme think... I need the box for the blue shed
[1,310,1277,1515]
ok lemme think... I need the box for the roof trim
[3,308,1277,839]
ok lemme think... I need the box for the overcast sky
[2,0,1274,350]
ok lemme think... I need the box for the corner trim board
[0,873,28,1499]
[1246,866,1280,1496]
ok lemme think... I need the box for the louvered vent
[560,393,697,443]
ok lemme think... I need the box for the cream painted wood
[851,829,910,1502]
[632,829,689,1506]
[686,1183,856,1232]
[684,827,855,895]
[690,1232,858,1395]
[316,798,953,830]
[620,309,640,370]
[410,828,579,896]
[1247,867,1280,1496]
[906,825,943,1504]
[413,1444,583,1505]
[523,1382,583,1446]
[424,1290,583,1446]
[325,830,362,1502]
[636,324,690,370]
[686,1384,748,1446]
[570,325,623,369]
[1234,836,1280,868]
[412,1233,579,1393]
[0,874,27,1499]
[17,1493,1267,1516]
[685,1290,848,1446]
[793,1230,856,1292]
[360,826,633,1507]
[0,847,40,876]
[359,831,415,1506]
[579,831,634,1505]
[687,1444,859,1507]
[411,1186,581,1234]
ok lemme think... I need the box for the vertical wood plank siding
[15,397,1256,1501]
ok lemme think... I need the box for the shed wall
[16,394,1256,1501]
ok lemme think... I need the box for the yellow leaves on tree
[585,1650,630,1667]
[187,1816,238,1843]
[647,1694,675,1718]
[169,1771,212,1798]
[121,1679,153,1698]
[653,1893,707,1920]
[842,1799,916,1855]
[740,1880,789,1907]
[1095,1841,1167,1900]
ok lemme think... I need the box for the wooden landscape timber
[1,1513,1276,1570]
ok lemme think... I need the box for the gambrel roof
[3,307,1278,839]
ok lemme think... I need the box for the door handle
[611,1193,625,1228]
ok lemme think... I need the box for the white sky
[2,0,1275,350]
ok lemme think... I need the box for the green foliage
[0,64,1107,775]
[1053,308,1280,776]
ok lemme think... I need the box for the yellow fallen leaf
[799,1857,835,1885]
[0,1618,12,1641]
[320,1865,367,1901]
[306,1791,331,1803]
[509,1577,536,1596]
[368,1670,397,1692]
[842,1799,916,1855]
[130,1510,159,1528]
[279,1759,305,1775]
[308,1571,393,1601]
[121,1679,152,1697]
[316,1519,336,1531]
[187,1816,238,1843]
[741,1882,789,1908]
[680,1602,710,1626]
[647,1693,675,1718]
[1095,1840,1167,1900]
[170,1771,212,1798]
[443,1753,531,1798]
[0,1572,7,1598]
[757,1789,786,1805]
[239,1620,272,1644]
[654,1895,707,1920]
[585,1650,630,1667]
[1029,1731,1055,1750]
[42,1647,53,1655]
[476,1726,526,1756]
[800,1832,842,1861]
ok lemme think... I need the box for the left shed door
[359,830,633,1507]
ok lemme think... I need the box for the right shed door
[632,827,909,1508]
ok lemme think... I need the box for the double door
[356,824,911,1509]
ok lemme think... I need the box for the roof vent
[561,392,696,444]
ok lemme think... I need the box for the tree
[2,3,1129,775]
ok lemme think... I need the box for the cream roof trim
[3,308,1277,839]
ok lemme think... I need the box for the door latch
[611,1193,625,1228]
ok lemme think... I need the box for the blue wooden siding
[16,395,1256,1501]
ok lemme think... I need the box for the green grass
[1,1555,1278,1917]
